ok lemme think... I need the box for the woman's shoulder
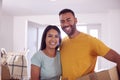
[32,50,44,58]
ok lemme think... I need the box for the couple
[31,9,120,80]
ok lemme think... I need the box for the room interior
[0,0,120,79]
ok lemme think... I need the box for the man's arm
[104,49,120,78]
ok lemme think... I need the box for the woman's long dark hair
[40,25,61,50]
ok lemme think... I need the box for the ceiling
[2,0,120,16]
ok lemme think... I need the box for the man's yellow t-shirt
[60,32,110,80]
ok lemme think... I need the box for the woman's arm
[31,64,40,80]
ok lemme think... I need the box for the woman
[31,25,62,80]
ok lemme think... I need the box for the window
[60,24,101,39]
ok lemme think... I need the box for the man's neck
[69,30,80,39]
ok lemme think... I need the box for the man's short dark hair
[59,8,75,17]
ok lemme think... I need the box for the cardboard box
[77,66,119,80]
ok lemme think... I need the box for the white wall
[13,17,27,51]
[76,13,109,45]
[13,10,120,53]
[13,15,59,52]
[0,0,2,77]
[107,10,120,53]
[13,11,118,52]
[0,15,13,51]
[99,10,120,69]
[0,0,14,51]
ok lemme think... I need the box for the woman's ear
[75,17,77,24]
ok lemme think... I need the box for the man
[59,8,120,80]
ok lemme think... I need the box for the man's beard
[62,24,76,37]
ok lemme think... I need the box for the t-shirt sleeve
[91,37,110,56]
[31,52,42,67]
